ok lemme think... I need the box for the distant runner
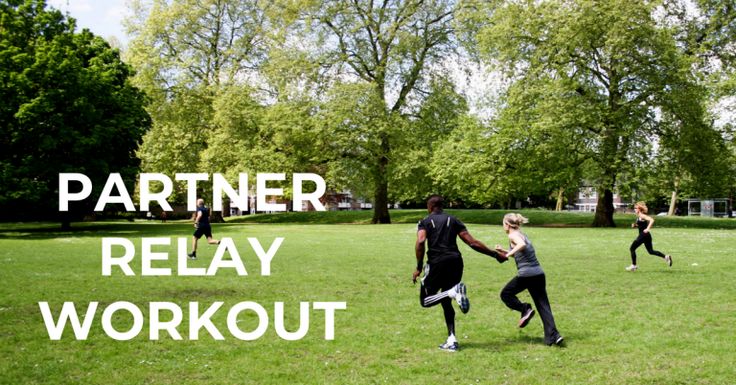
[187,198,220,260]
[626,201,672,272]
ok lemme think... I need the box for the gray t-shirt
[512,233,544,277]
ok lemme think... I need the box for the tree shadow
[0,222,193,240]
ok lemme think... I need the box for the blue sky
[47,0,129,46]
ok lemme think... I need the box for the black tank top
[636,218,649,235]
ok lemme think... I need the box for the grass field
[1,219,735,384]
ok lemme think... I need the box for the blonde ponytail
[503,213,529,229]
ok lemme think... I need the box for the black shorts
[422,258,464,294]
[193,224,212,239]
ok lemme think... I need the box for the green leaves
[457,0,729,223]
[0,0,150,221]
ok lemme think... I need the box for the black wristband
[416,261,423,271]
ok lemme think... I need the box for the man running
[413,195,507,352]
[187,198,220,259]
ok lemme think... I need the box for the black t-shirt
[197,206,210,226]
[417,211,467,265]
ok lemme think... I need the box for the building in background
[573,187,629,213]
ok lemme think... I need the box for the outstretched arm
[413,229,427,283]
[459,231,507,263]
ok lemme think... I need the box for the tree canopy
[283,0,460,223]
[6,0,731,225]
[467,0,729,225]
[0,0,150,224]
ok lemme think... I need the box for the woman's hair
[634,201,648,214]
[503,213,529,229]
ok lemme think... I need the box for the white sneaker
[665,255,673,267]
[438,341,459,352]
[625,265,638,272]
[454,283,470,314]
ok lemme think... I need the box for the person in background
[626,201,672,271]
[187,198,220,260]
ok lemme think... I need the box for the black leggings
[629,233,665,265]
[500,274,561,345]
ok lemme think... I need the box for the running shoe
[519,305,535,328]
[438,341,459,352]
[665,255,673,267]
[625,264,638,272]
[454,282,470,314]
[187,252,197,260]
[548,335,565,346]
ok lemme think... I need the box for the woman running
[495,213,563,346]
[626,201,672,271]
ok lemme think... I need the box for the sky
[47,0,130,46]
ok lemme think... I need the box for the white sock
[446,286,457,298]
[446,334,457,344]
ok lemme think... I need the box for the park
[1,0,735,384]
[1,213,736,384]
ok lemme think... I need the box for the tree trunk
[667,192,677,216]
[555,187,565,211]
[222,199,231,218]
[371,154,391,224]
[667,178,679,216]
[592,188,616,227]
[60,211,73,230]
[211,210,224,223]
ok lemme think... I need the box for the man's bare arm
[459,231,507,263]
[413,229,427,283]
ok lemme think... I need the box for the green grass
[1,221,735,384]
[225,208,736,229]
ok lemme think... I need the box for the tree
[430,114,509,205]
[474,0,715,226]
[660,0,736,212]
[0,0,150,226]
[126,0,270,210]
[285,0,458,223]
[486,75,595,210]
[392,76,469,205]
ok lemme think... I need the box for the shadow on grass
[0,222,194,240]
[461,332,587,351]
